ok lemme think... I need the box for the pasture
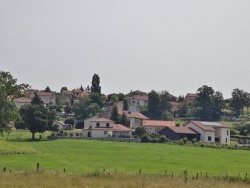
[0,131,250,177]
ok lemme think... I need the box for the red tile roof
[118,110,149,120]
[14,97,32,103]
[133,95,148,101]
[113,124,131,131]
[167,126,199,134]
[37,91,52,96]
[142,120,176,127]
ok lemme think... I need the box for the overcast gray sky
[1,0,250,98]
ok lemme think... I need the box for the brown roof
[14,97,32,103]
[167,126,199,134]
[37,92,52,96]
[62,90,73,95]
[142,120,176,127]
[83,124,131,132]
[118,110,149,120]
[91,118,114,123]
[133,95,148,101]
[73,89,82,93]
[25,89,39,92]
[185,121,216,131]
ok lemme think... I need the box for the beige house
[83,118,132,138]
[128,95,148,107]
[37,91,56,104]
[118,110,149,129]
[184,121,230,144]
[142,120,176,134]
[13,97,32,108]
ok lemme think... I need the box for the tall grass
[0,170,249,188]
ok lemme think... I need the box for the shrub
[159,135,167,143]
[183,137,188,144]
[191,138,197,144]
[150,138,159,143]
[141,134,151,143]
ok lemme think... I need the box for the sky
[1,0,250,98]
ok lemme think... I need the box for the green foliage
[0,71,29,134]
[123,98,129,111]
[44,86,51,92]
[89,93,104,108]
[134,126,146,138]
[19,104,57,139]
[73,96,101,120]
[230,89,249,117]
[110,94,119,105]
[147,90,161,118]
[195,85,224,121]
[161,110,173,120]
[56,93,70,105]
[178,102,188,118]
[64,117,76,125]
[119,112,130,127]
[159,135,167,143]
[91,74,101,93]
[141,133,151,143]
[31,93,44,105]
[110,105,119,123]
[60,87,68,93]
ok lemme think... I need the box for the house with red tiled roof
[142,120,176,134]
[185,93,197,104]
[118,110,149,129]
[36,91,56,104]
[184,121,230,144]
[83,118,132,138]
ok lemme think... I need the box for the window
[104,131,108,135]
[226,138,228,143]
[227,130,229,136]
[96,123,100,127]
[208,136,211,141]
[106,123,110,128]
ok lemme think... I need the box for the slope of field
[1,138,250,176]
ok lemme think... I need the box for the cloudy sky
[1,0,250,98]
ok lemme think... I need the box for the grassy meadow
[1,131,250,177]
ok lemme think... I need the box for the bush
[159,135,167,143]
[183,137,188,144]
[141,134,151,143]
[150,138,159,143]
[191,138,197,144]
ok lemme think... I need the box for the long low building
[142,120,176,134]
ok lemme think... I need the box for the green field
[1,132,250,177]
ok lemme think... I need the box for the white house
[142,120,176,134]
[83,118,132,138]
[127,95,148,107]
[24,89,39,99]
[36,91,56,104]
[184,121,230,144]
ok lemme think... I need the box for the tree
[79,85,84,92]
[64,105,72,114]
[19,104,57,139]
[161,110,173,120]
[31,93,44,105]
[110,105,119,123]
[178,102,188,118]
[119,112,130,127]
[134,126,147,138]
[45,86,51,92]
[194,85,224,120]
[230,89,248,117]
[159,91,172,113]
[91,74,101,93]
[72,96,101,120]
[0,71,29,134]
[110,94,119,105]
[85,85,90,93]
[123,98,129,111]
[60,87,68,93]
[177,95,185,102]
[89,93,104,108]
[147,90,160,119]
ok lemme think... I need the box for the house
[114,101,140,112]
[160,126,200,141]
[170,101,180,112]
[36,91,56,104]
[184,121,230,144]
[13,97,32,108]
[24,89,39,99]
[185,93,197,104]
[142,120,176,134]
[83,118,132,138]
[128,95,148,106]
[118,110,149,129]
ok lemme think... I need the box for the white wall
[185,122,204,141]
[204,131,215,143]
[215,127,230,144]
[91,121,114,128]
[84,116,98,129]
